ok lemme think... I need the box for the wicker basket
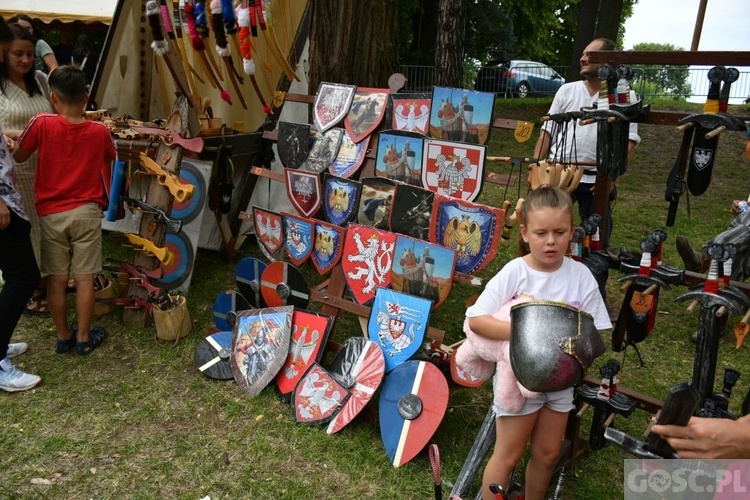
[153,296,192,343]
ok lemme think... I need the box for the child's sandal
[56,326,78,354]
[76,327,107,356]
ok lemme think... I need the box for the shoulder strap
[35,70,49,97]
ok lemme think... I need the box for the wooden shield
[367,287,432,373]
[275,309,333,401]
[388,92,431,136]
[310,220,345,275]
[277,121,311,168]
[358,177,396,229]
[328,130,368,178]
[260,261,310,309]
[379,360,449,467]
[429,86,496,145]
[388,183,434,241]
[313,82,356,133]
[391,235,456,310]
[292,363,350,425]
[344,87,390,144]
[430,195,504,275]
[421,139,486,202]
[281,212,313,266]
[323,174,361,227]
[235,257,267,308]
[213,289,251,331]
[194,331,234,380]
[252,206,283,256]
[341,224,397,305]
[375,131,425,186]
[230,306,294,397]
[300,128,344,174]
[326,337,385,435]
[285,168,322,218]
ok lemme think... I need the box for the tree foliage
[630,42,692,99]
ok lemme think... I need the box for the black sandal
[56,326,78,354]
[76,327,107,356]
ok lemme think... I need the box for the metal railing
[399,64,750,104]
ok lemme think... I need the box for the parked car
[474,59,565,98]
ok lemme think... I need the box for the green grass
[2,98,749,499]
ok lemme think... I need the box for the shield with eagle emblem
[292,363,351,425]
[310,220,345,275]
[284,168,322,218]
[313,82,356,133]
[281,212,314,266]
[323,174,361,227]
[387,92,431,136]
[421,139,486,202]
[367,287,432,373]
[429,195,504,275]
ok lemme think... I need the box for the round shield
[155,231,194,291]
[326,338,385,434]
[213,290,251,331]
[235,257,267,308]
[509,301,605,393]
[260,261,310,309]
[379,360,449,467]
[194,331,234,380]
[170,161,206,223]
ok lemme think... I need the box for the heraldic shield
[343,87,389,144]
[285,168,322,218]
[313,82,356,133]
[341,224,397,305]
[430,195,503,275]
[367,287,432,373]
[230,306,293,398]
[378,360,449,467]
[391,235,456,310]
[421,139,486,202]
[252,206,283,257]
[329,130,368,178]
[281,212,313,266]
[292,363,350,425]
[323,173,361,227]
[277,121,310,168]
[310,220,345,275]
[275,309,333,401]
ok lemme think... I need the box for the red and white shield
[341,224,397,305]
[388,318,406,339]
[421,139,486,202]
[285,168,322,218]
[313,82,356,133]
[252,206,283,255]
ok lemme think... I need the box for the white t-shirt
[541,80,641,184]
[465,256,612,331]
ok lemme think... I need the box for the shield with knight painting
[323,173,361,227]
[367,287,432,372]
[313,82,356,133]
[310,219,345,275]
[387,92,431,136]
[391,235,456,310]
[275,309,333,402]
[230,306,293,398]
[292,363,350,425]
[341,224,397,305]
[281,212,313,266]
[421,139,486,202]
[388,183,434,241]
[375,131,424,186]
[277,121,310,168]
[429,86,495,145]
[300,128,344,174]
[430,195,504,275]
[358,177,396,230]
[328,129,368,178]
[285,168,322,218]
[343,87,389,144]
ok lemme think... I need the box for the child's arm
[467,315,511,341]
[13,145,32,164]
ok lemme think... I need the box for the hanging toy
[237,3,271,114]
[210,0,245,108]
[184,1,222,89]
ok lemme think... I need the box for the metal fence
[399,64,750,104]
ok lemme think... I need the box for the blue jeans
[0,211,40,359]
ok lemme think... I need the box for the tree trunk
[309,0,399,94]
[595,0,624,41]
[567,0,599,82]
[434,0,466,88]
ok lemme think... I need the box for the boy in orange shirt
[14,65,116,355]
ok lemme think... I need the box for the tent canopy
[0,0,118,25]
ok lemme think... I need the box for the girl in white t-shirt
[465,185,611,499]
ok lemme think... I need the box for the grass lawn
[2,97,749,499]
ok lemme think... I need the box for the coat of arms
[421,139,486,202]
[285,168,322,218]
[310,220,345,275]
[341,224,397,305]
[281,212,313,266]
[313,82,356,133]
[323,174,361,226]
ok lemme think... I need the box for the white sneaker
[0,362,41,392]
[6,342,28,358]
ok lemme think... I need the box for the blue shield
[282,213,313,266]
[323,174,361,226]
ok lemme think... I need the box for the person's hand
[651,416,750,459]
[0,198,10,230]
[3,134,14,152]
[731,200,743,215]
